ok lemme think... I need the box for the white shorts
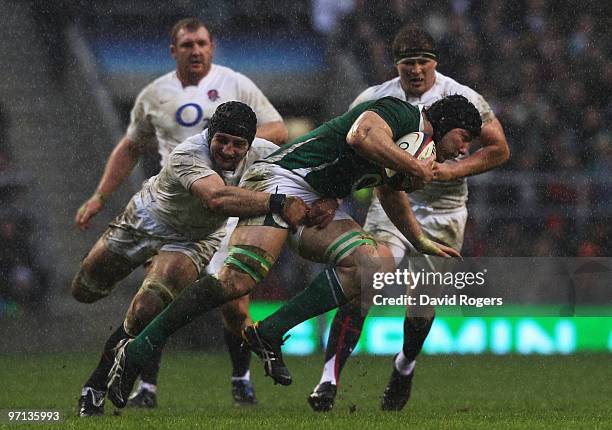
[205,217,238,275]
[363,196,467,264]
[236,163,352,229]
[104,195,223,275]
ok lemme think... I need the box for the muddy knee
[124,278,175,336]
[71,267,114,303]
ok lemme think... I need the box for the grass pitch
[0,352,611,429]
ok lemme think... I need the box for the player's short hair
[392,25,438,64]
[424,95,482,142]
[208,101,258,146]
[171,18,212,45]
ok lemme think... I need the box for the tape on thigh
[223,245,274,283]
[324,230,377,265]
[140,277,175,307]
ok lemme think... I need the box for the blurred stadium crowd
[0,0,609,311]
[0,102,49,315]
[333,0,611,171]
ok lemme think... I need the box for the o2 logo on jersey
[175,103,206,127]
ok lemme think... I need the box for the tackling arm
[191,174,271,216]
[346,111,434,182]
[376,184,460,258]
[433,118,509,181]
[190,175,309,229]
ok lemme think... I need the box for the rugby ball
[385,132,435,191]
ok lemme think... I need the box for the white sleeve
[249,139,279,161]
[235,73,283,125]
[169,147,218,191]
[451,84,496,125]
[349,87,376,109]
[125,86,158,146]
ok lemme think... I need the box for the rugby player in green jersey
[107,94,481,405]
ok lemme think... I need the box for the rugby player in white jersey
[74,18,287,410]
[307,25,510,412]
[72,103,305,417]
[105,94,481,409]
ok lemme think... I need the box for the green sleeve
[366,96,421,141]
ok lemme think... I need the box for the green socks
[126,267,349,363]
[127,275,228,366]
[259,267,348,340]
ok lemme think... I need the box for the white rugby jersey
[126,64,283,167]
[351,71,495,209]
[138,130,278,240]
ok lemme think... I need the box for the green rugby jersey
[261,97,422,198]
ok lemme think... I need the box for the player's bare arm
[190,174,310,229]
[347,111,434,182]
[75,136,151,230]
[376,184,460,258]
[433,117,509,181]
[256,121,289,145]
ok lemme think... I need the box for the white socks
[318,351,414,386]
[394,350,416,376]
[231,370,251,382]
[138,381,158,393]
[319,354,338,385]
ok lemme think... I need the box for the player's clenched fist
[278,196,310,231]
[75,192,106,230]
[414,155,436,183]
[305,198,339,229]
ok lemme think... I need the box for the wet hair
[392,25,438,63]
[424,95,482,142]
[170,18,212,45]
[208,101,257,145]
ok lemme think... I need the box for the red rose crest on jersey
[207,89,219,101]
